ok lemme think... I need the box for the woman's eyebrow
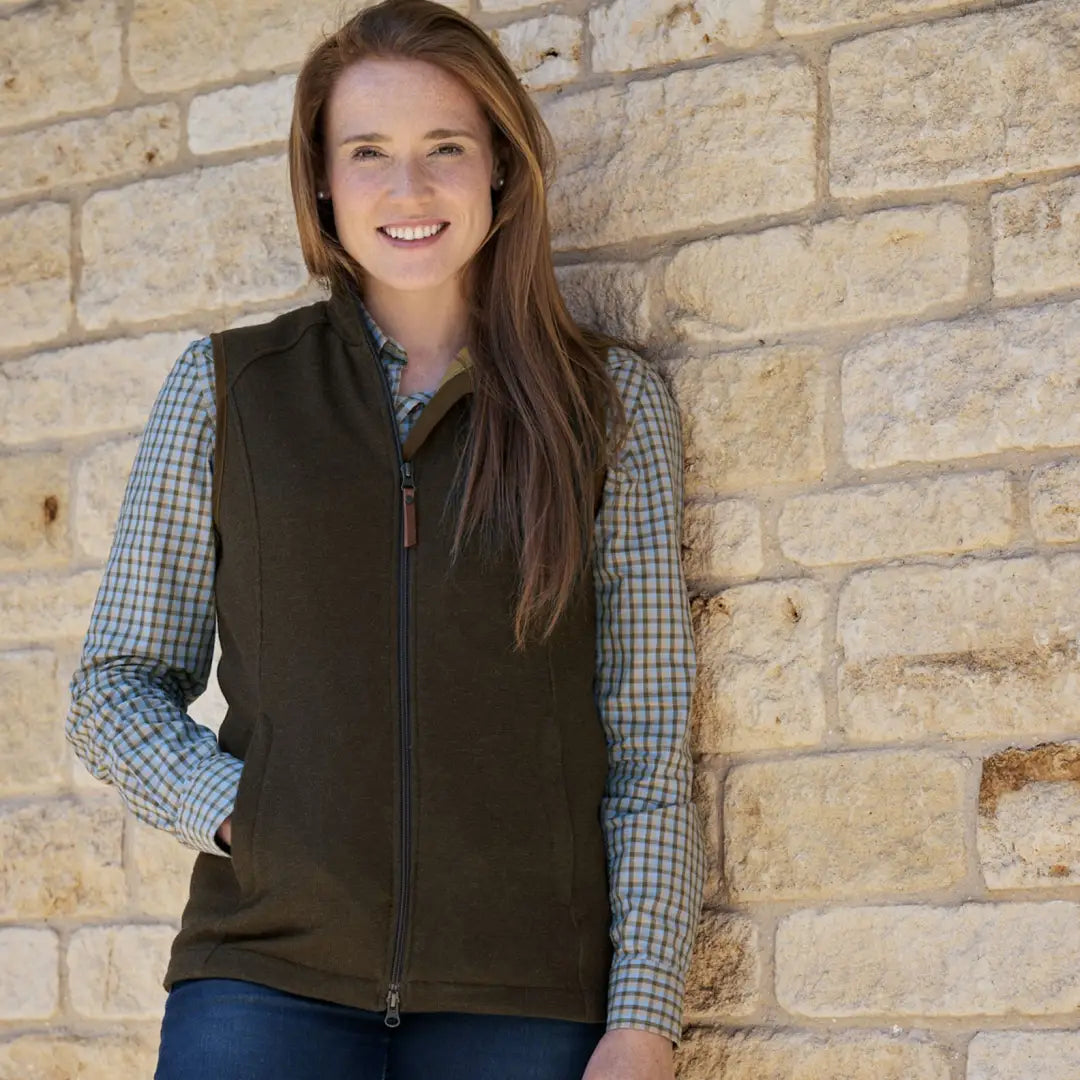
[339,128,476,146]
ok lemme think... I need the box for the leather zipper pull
[384,984,401,1027]
[401,462,417,548]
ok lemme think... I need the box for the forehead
[324,56,488,139]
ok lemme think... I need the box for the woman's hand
[216,815,232,851]
[581,1029,675,1080]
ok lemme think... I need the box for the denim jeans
[155,978,607,1080]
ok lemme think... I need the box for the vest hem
[164,944,607,1025]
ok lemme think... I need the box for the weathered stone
[0,929,59,1020]
[968,1031,1080,1080]
[0,571,102,648]
[590,0,766,72]
[0,650,66,794]
[0,105,180,201]
[692,580,827,754]
[778,472,1013,567]
[129,0,364,92]
[556,261,656,345]
[130,818,197,919]
[670,348,827,496]
[665,205,970,343]
[831,1,1080,196]
[0,202,71,350]
[1031,460,1080,543]
[544,58,815,249]
[838,555,1080,742]
[725,751,967,901]
[776,902,1080,1016]
[978,743,1080,890]
[676,1028,952,1080]
[74,439,139,562]
[993,176,1080,299]
[692,767,723,901]
[683,499,763,582]
[0,332,193,446]
[843,302,1080,469]
[0,452,71,570]
[777,0,964,34]
[68,925,174,1019]
[684,911,759,1020]
[187,633,227,735]
[491,16,582,91]
[0,0,121,128]
[80,157,307,330]
[188,75,296,154]
[0,798,124,917]
[0,1031,158,1080]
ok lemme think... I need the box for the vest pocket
[229,717,272,898]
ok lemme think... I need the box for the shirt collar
[356,297,472,389]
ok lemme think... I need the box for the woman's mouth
[378,222,448,243]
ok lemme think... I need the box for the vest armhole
[593,465,607,517]
[210,332,228,536]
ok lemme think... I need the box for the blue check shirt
[66,304,704,1043]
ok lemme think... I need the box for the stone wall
[2,0,1079,1076]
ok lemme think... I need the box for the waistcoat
[163,290,613,1026]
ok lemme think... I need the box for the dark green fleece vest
[163,290,613,1025]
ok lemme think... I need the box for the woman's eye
[351,146,383,160]
[431,144,464,156]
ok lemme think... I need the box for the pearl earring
[494,176,505,190]
[317,190,330,200]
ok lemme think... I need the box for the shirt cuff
[606,957,686,1046]
[175,751,244,856]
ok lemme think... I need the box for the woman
[66,2,704,1077]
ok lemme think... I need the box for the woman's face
[322,56,500,299]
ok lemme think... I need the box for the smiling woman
[64,2,704,1079]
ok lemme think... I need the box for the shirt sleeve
[594,347,706,1046]
[65,337,242,856]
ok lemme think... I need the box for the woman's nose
[391,157,433,198]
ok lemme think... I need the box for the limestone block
[544,58,815,249]
[0,650,66,794]
[993,177,1080,299]
[0,332,193,446]
[0,202,71,350]
[837,555,1080,742]
[968,1032,1080,1080]
[692,767,722,901]
[692,580,827,754]
[776,901,1080,1016]
[777,0,963,34]
[188,75,296,154]
[0,452,70,571]
[0,0,120,128]
[130,818,197,919]
[130,0,349,92]
[664,205,969,344]
[669,348,826,496]
[726,751,967,901]
[779,472,1013,567]
[80,157,307,330]
[0,1031,158,1080]
[74,439,139,562]
[0,929,58,1020]
[676,1028,952,1080]
[0,105,180,201]
[68,925,174,1019]
[978,743,1080,890]
[683,911,759,1020]
[683,499,763,583]
[831,1,1080,196]
[0,798,124,918]
[1031,460,1080,543]
[843,301,1080,469]
[590,0,766,73]
[556,262,656,345]
[491,16,582,91]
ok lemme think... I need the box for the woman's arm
[66,338,242,855]
[592,348,706,1047]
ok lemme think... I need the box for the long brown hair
[289,0,627,648]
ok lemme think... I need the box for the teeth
[383,223,444,240]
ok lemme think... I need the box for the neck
[361,280,469,369]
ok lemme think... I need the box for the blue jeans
[155,978,606,1079]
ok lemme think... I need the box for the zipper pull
[401,462,417,548]
[384,985,401,1028]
